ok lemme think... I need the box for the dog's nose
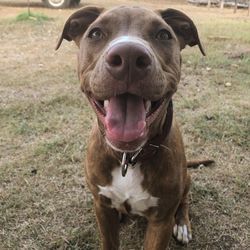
[105,43,152,81]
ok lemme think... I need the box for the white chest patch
[98,164,159,216]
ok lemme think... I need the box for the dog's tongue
[105,94,146,142]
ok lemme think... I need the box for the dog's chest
[98,164,159,216]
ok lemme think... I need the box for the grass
[0,1,249,249]
[192,112,249,149]
[15,11,52,22]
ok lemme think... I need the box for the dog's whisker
[150,143,171,152]
[159,144,171,151]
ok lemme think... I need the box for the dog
[56,5,212,249]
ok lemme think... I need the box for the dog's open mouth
[89,93,165,150]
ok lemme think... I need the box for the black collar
[120,99,173,176]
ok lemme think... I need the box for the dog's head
[56,6,204,152]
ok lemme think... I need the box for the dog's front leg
[94,200,120,250]
[144,217,174,250]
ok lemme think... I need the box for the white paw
[173,224,192,244]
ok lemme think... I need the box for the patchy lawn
[0,1,249,249]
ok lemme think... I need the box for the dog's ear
[159,8,205,55]
[56,6,104,50]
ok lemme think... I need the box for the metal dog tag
[121,152,128,177]
[130,147,143,165]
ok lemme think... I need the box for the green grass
[201,19,250,44]
[1,94,90,135]
[15,11,52,22]
[191,112,249,149]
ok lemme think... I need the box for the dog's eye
[88,28,104,40]
[156,29,172,41]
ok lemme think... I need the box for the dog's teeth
[145,101,151,113]
[104,100,109,110]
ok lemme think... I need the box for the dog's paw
[173,224,192,244]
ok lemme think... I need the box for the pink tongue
[105,94,146,142]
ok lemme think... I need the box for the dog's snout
[105,42,152,81]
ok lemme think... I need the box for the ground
[0,0,249,249]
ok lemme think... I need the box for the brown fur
[56,6,208,249]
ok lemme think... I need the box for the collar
[120,99,173,176]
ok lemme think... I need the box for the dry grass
[0,1,249,249]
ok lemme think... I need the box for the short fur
[57,6,208,250]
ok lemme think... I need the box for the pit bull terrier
[56,5,211,249]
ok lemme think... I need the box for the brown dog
[56,6,208,250]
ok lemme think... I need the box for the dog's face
[57,6,204,152]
